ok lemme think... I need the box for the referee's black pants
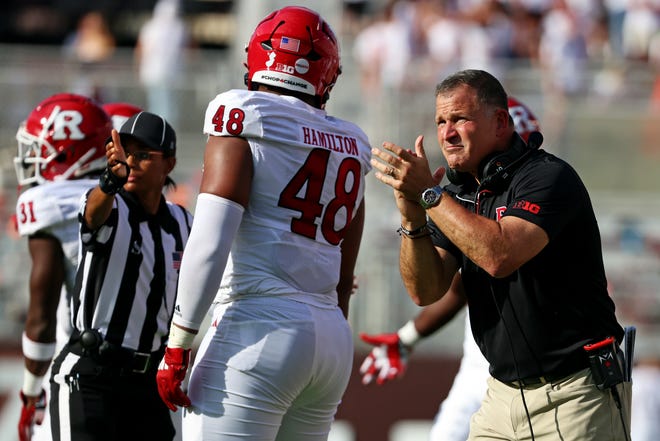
[49,343,175,441]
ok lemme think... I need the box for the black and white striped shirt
[72,190,193,354]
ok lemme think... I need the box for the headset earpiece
[480,145,525,182]
[480,132,543,190]
[446,167,471,185]
[446,132,543,189]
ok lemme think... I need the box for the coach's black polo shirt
[430,138,623,383]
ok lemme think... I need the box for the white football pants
[182,296,353,441]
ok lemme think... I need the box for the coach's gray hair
[435,70,508,110]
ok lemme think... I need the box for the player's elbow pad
[174,193,244,329]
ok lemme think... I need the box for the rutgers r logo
[512,200,541,214]
[496,206,506,220]
[42,107,85,140]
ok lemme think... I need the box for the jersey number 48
[279,148,361,246]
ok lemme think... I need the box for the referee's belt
[68,330,164,375]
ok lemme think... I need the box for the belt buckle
[526,376,547,386]
[510,376,548,388]
[132,352,151,374]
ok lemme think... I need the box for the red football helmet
[508,96,540,142]
[102,102,143,130]
[14,93,112,186]
[245,6,342,107]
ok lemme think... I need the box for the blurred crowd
[344,0,660,161]
[347,0,660,98]
[8,0,660,104]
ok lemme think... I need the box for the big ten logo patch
[512,200,540,214]
[276,63,295,74]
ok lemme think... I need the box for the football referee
[49,112,193,441]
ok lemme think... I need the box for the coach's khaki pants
[468,368,632,441]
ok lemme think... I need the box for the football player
[359,96,540,441]
[156,6,371,441]
[15,93,112,441]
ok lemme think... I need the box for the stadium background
[1,0,659,440]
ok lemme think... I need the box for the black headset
[446,131,543,189]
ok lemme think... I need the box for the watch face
[423,190,437,205]
[420,186,443,208]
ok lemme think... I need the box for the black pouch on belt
[583,336,625,390]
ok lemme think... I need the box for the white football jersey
[16,179,96,293]
[15,178,96,441]
[203,90,371,305]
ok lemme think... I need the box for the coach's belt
[504,365,590,389]
[506,375,555,388]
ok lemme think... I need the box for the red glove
[156,347,192,411]
[18,389,46,441]
[359,332,411,385]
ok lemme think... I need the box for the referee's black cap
[116,111,176,157]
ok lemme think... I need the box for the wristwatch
[419,185,445,209]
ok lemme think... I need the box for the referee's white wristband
[397,320,422,347]
[167,324,197,349]
[22,368,45,397]
[22,332,56,361]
